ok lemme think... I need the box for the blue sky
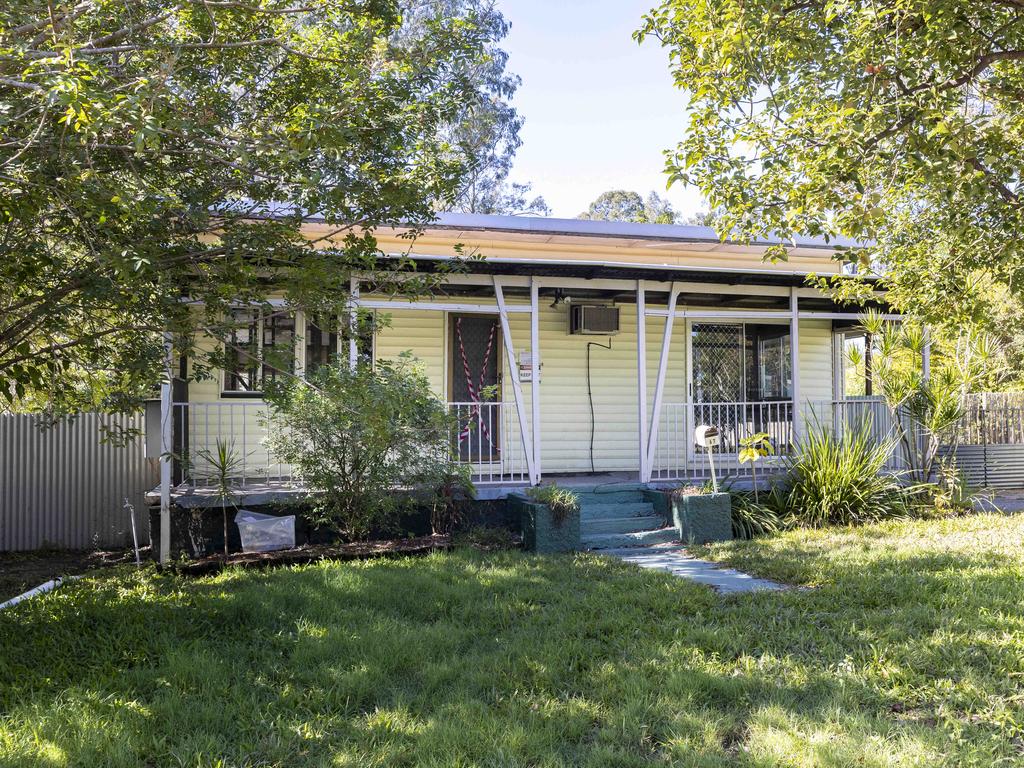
[500,0,706,219]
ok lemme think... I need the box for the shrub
[525,484,580,525]
[264,358,459,540]
[728,487,787,539]
[911,458,981,518]
[430,467,476,538]
[195,438,243,556]
[781,419,910,527]
[737,431,774,502]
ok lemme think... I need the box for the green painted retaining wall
[510,495,580,554]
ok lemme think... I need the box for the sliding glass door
[691,322,792,403]
[690,322,794,456]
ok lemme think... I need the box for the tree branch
[911,49,1024,93]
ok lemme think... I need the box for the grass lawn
[1,515,1022,767]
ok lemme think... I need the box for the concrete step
[579,502,655,520]
[581,514,666,535]
[572,489,648,505]
[582,527,679,550]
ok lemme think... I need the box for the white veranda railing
[447,401,529,484]
[170,400,527,488]
[650,400,795,482]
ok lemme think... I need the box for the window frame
[220,308,296,398]
[690,320,793,404]
[300,310,376,377]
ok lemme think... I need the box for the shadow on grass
[0,541,1020,766]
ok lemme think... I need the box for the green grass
[2,515,1023,766]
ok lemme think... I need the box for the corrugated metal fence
[0,412,157,552]
[829,394,1024,490]
[947,393,1024,489]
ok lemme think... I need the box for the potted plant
[513,484,581,553]
[669,484,732,544]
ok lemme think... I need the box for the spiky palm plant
[197,439,242,556]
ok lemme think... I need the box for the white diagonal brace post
[645,282,679,480]
[494,277,537,484]
[348,277,359,370]
[790,287,801,441]
[636,280,648,483]
[530,277,542,483]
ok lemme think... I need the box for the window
[302,312,375,375]
[304,316,340,374]
[223,310,295,394]
[691,322,791,403]
[837,330,872,398]
[744,325,792,401]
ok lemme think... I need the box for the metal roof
[402,212,862,250]
[381,251,880,288]
[254,205,863,250]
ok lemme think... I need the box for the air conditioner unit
[569,304,620,335]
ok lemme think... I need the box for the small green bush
[264,358,459,540]
[525,484,580,525]
[781,420,910,527]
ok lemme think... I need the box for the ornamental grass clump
[782,420,910,527]
[525,484,580,525]
[728,487,786,539]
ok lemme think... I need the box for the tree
[638,2,1024,327]
[578,190,679,223]
[406,0,548,216]
[0,0,497,414]
[463,180,550,217]
[679,208,723,227]
[857,311,1000,489]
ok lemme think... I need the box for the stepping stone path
[603,546,788,593]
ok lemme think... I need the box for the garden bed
[171,534,453,576]
[0,548,140,603]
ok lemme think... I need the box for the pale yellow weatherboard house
[159,212,886,524]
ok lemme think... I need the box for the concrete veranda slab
[601,546,788,594]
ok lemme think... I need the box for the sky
[500,0,706,219]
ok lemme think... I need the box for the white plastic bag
[234,509,296,553]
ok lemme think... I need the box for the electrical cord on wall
[586,339,613,473]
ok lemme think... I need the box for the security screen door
[449,315,502,463]
[691,323,745,403]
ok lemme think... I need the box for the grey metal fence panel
[941,444,1024,490]
[0,412,157,552]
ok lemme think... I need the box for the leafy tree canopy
[409,0,548,216]
[0,0,498,414]
[578,189,679,224]
[638,1,1024,328]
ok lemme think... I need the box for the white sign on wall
[518,351,541,383]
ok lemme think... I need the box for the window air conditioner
[569,305,620,335]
